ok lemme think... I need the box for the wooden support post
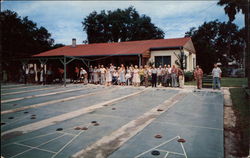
[64,56,67,87]
[138,54,142,66]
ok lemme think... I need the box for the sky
[2,1,245,45]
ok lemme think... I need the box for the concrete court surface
[1,83,224,158]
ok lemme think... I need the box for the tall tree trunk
[246,0,250,88]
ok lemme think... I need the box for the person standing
[93,66,99,84]
[110,63,115,77]
[162,65,167,87]
[74,66,79,84]
[105,66,112,86]
[119,64,126,86]
[113,69,119,85]
[171,65,178,87]
[212,63,222,90]
[157,65,163,86]
[194,65,203,89]
[133,65,140,87]
[166,65,172,87]
[139,66,144,86]
[100,65,106,85]
[125,67,132,86]
[177,67,184,88]
[89,65,94,83]
[151,65,157,87]
[144,65,149,87]
[58,67,64,83]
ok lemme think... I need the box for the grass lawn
[185,77,247,87]
[229,88,250,156]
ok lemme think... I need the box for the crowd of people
[73,63,185,88]
[18,62,222,90]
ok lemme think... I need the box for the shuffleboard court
[1,84,224,158]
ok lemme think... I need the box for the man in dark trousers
[151,65,157,87]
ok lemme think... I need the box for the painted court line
[2,121,92,148]
[1,86,60,96]
[1,88,147,137]
[1,86,91,103]
[155,121,223,131]
[51,123,92,158]
[2,115,31,129]
[10,134,66,158]
[1,84,25,88]
[1,87,116,115]
[135,136,187,158]
[1,85,45,91]
[71,91,188,158]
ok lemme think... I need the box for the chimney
[72,38,76,47]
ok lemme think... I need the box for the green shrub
[184,71,194,81]
[235,69,245,78]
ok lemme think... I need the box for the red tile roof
[33,37,194,57]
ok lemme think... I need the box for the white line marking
[164,151,169,158]
[71,92,188,158]
[2,115,31,128]
[135,136,179,158]
[135,136,187,158]
[1,84,25,88]
[1,85,46,91]
[51,123,92,158]
[10,134,65,158]
[13,142,57,154]
[1,86,90,103]
[2,122,87,147]
[180,139,188,158]
[154,121,223,131]
[1,87,116,115]
[157,149,185,156]
[1,88,147,137]
[1,86,59,96]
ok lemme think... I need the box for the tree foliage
[1,10,55,60]
[217,0,248,22]
[185,20,245,74]
[217,0,250,88]
[82,6,165,43]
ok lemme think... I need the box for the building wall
[149,49,195,71]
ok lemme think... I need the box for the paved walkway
[1,83,224,158]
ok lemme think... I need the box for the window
[155,56,171,67]
[183,55,187,69]
[193,58,196,69]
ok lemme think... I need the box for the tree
[1,10,54,60]
[185,20,245,74]
[52,43,65,49]
[82,6,164,43]
[0,10,54,81]
[217,0,250,87]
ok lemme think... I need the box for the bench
[202,75,213,88]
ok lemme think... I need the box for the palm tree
[217,0,250,88]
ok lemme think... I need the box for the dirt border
[223,87,250,158]
[223,87,237,158]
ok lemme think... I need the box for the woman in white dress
[119,64,126,86]
[105,67,112,86]
[132,65,140,86]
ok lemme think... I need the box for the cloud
[2,1,244,45]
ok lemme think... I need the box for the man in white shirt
[166,65,172,87]
[212,63,222,90]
